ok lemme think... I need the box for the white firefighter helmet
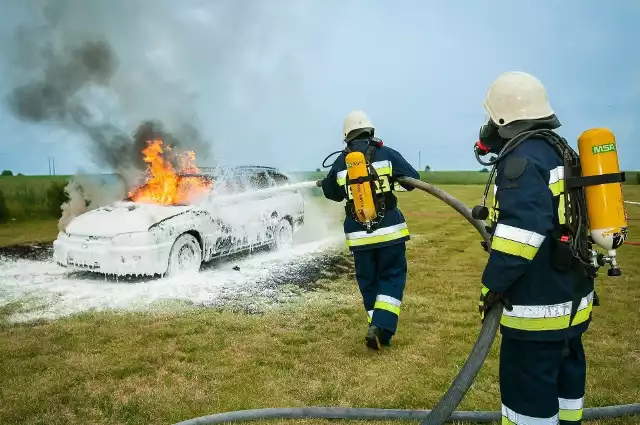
[483,71,554,126]
[343,110,374,140]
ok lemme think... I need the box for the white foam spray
[0,236,343,323]
[206,180,318,204]
[0,177,347,322]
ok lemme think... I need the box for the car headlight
[112,231,157,246]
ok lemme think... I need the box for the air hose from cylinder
[172,176,640,425]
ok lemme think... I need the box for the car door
[266,171,303,223]
[242,171,281,246]
[205,173,257,255]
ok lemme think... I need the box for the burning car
[53,140,305,277]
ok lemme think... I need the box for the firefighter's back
[334,137,418,252]
[496,138,595,342]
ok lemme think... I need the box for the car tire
[268,218,294,251]
[166,233,202,277]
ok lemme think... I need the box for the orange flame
[128,139,212,205]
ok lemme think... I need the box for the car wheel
[269,218,293,251]
[166,233,202,277]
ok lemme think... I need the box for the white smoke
[58,172,130,231]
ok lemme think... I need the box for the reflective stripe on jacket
[482,137,595,341]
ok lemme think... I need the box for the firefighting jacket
[482,137,595,341]
[320,136,420,251]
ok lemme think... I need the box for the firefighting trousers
[500,336,587,425]
[352,241,407,342]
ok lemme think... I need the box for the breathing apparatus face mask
[471,119,511,221]
[474,119,508,156]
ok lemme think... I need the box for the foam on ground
[0,236,344,323]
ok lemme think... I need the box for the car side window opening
[269,172,288,186]
[214,174,245,195]
[249,172,271,190]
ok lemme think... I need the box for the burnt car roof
[196,165,280,174]
[185,166,288,179]
[178,165,290,189]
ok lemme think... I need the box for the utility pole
[47,156,56,175]
[418,150,421,171]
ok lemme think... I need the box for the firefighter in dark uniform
[476,71,595,424]
[317,110,420,350]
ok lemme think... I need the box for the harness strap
[566,172,626,189]
[343,139,390,233]
[552,139,595,355]
[347,175,376,184]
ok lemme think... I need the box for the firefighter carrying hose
[474,71,607,425]
[316,110,420,350]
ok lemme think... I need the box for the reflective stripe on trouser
[501,291,594,331]
[345,222,410,248]
[500,337,587,425]
[501,405,558,424]
[491,223,545,260]
[558,337,586,424]
[352,242,407,335]
[559,397,584,423]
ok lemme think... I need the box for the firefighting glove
[478,286,512,322]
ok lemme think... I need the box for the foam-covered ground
[0,199,347,323]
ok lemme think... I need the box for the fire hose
[172,176,640,425]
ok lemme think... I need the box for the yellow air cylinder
[577,128,628,252]
[345,151,377,224]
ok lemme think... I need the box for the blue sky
[0,0,638,175]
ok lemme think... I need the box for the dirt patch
[0,242,354,290]
[0,243,53,262]
[0,238,353,322]
[259,250,354,291]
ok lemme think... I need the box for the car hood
[64,202,197,237]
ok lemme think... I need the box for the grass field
[0,185,639,425]
[1,170,638,223]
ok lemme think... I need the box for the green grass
[1,170,638,221]
[293,170,640,186]
[0,186,639,425]
[0,175,70,220]
[0,218,61,246]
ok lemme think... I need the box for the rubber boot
[379,329,393,347]
[365,325,382,350]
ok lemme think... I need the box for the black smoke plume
[8,40,118,123]
[4,1,214,228]
[4,1,213,188]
